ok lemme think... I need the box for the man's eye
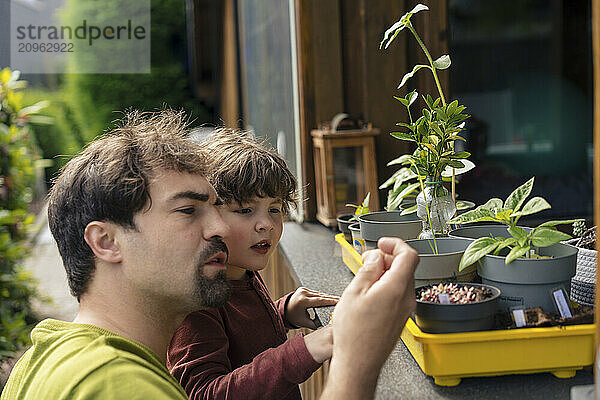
[234,208,252,214]
[177,207,195,215]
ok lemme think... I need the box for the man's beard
[193,240,232,308]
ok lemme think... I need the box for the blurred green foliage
[0,68,45,359]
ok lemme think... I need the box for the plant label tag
[512,309,526,328]
[551,288,572,318]
[438,293,450,304]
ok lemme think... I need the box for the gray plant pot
[348,223,365,255]
[449,224,531,240]
[336,214,354,243]
[448,225,575,312]
[478,243,578,312]
[358,211,421,242]
[406,238,477,286]
[415,283,501,333]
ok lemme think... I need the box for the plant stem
[408,23,446,106]
[408,22,456,207]
[411,159,438,254]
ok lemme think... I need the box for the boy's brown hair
[203,129,298,213]
[48,109,207,299]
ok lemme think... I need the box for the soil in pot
[415,282,500,333]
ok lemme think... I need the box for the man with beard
[1,109,419,400]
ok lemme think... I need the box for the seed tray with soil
[495,305,594,329]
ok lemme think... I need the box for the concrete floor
[23,206,78,322]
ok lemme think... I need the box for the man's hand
[286,287,339,329]
[321,237,419,400]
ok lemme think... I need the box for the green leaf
[506,244,530,264]
[440,159,475,177]
[530,227,571,247]
[421,143,439,156]
[394,122,414,130]
[394,96,409,107]
[449,151,471,159]
[27,115,54,125]
[511,197,551,218]
[400,204,418,215]
[390,132,416,142]
[538,219,585,228]
[504,177,534,212]
[380,4,429,49]
[444,159,465,169]
[17,100,49,117]
[508,226,528,247]
[449,207,497,225]
[455,201,473,211]
[387,154,412,166]
[392,169,418,190]
[398,64,430,88]
[396,182,421,200]
[493,237,518,255]
[479,198,504,212]
[432,54,451,70]
[459,237,501,271]
[495,209,513,222]
[407,90,418,106]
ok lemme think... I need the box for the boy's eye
[177,207,195,215]
[269,208,281,214]
[234,208,252,214]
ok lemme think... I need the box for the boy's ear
[84,221,122,263]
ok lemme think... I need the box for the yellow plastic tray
[334,233,596,386]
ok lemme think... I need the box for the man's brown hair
[48,109,207,299]
[203,129,297,213]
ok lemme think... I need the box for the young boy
[167,130,339,400]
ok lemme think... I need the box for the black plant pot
[415,283,501,333]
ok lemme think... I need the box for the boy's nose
[256,218,274,232]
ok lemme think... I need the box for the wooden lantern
[311,128,380,227]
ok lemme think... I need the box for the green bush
[0,68,45,359]
[20,89,85,181]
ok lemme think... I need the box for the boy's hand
[303,324,333,363]
[286,287,339,329]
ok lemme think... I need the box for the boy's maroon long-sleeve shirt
[167,271,321,400]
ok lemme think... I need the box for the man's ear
[84,221,122,263]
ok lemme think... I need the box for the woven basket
[564,239,597,306]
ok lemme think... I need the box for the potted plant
[415,282,501,333]
[379,4,475,239]
[448,177,581,312]
[406,237,477,286]
[337,192,370,243]
[566,221,597,306]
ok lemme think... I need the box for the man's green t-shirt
[1,319,188,399]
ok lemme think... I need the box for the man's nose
[205,207,231,240]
